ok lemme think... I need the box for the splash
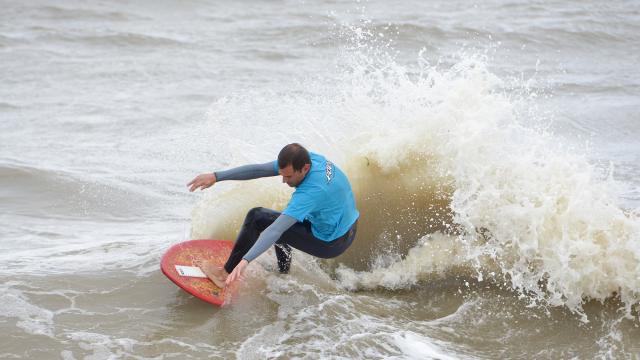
[191,25,640,320]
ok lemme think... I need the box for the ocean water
[1,0,639,359]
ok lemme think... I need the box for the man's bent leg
[224,207,280,273]
[275,220,358,268]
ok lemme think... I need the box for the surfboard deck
[161,239,234,306]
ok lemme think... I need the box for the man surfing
[187,143,359,288]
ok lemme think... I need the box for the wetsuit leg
[224,207,280,273]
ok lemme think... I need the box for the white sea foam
[63,331,227,360]
[235,264,462,359]
[336,232,469,290]
[0,219,177,277]
[391,331,462,360]
[0,283,54,337]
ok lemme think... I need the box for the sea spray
[191,28,640,320]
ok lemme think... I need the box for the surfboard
[160,239,234,306]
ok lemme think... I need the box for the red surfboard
[161,239,234,306]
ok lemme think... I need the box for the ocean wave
[46,32,188,48]
[0,101,21,110]
[36,5,144,22]
[0,162,158,220]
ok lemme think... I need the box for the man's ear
[303,163,311,173]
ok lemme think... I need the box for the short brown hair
[278,143,311,171]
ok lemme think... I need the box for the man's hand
[226,259,248,286]
[187,173,217,192]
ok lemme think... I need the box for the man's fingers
[188,180,204,192]
[225,274,234,285]
[226,270,241,285]
[187,174,216,193]
[187,177,199,191]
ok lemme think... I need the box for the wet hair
[278,143,311,171]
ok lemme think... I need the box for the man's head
[278,143,311,187]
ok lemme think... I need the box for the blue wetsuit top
[214,152,359,262]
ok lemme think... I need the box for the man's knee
[245,207,277,228]
[246,207,264,220]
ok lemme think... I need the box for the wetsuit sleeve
[214,161,278,181]
[243,214,297,262]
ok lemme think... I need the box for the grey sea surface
[1,0,639,359]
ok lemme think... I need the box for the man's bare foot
[199,260,228,288]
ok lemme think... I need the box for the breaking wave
[190,26,640,320]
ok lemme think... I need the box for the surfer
[187,143,359,288]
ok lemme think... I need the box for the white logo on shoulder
[325,160,334,183]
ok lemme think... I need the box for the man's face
[279,164,310,188]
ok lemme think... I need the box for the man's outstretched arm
[188,161,277,192]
